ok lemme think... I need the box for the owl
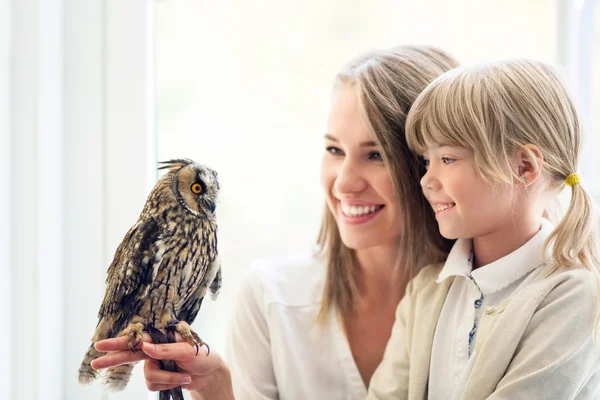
[78,159,222,400]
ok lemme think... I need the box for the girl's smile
[432,202,456,215]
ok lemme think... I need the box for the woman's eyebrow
[324,134,377,147]
[360,141,377,148]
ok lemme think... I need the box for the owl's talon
[165,320,208,355]
[129,329,144,351]
[120,322,145,352]
[129,336,142,352]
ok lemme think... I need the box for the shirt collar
[436,237,473,283]
[436,219,554,295]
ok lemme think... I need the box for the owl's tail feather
[78,344,137,392]
[78,318,114,386]
[104,363,138,391]
[78,343,104,385]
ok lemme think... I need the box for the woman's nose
[334,158,367,195]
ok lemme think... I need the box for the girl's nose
[420,167,441,192]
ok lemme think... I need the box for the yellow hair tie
[565,173,581,187]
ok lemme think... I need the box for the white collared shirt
[225,252,368,400]
[428,219,554,400]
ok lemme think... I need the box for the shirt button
[457,341,464,352]
[485,307,495,315]
[454,375,460,384]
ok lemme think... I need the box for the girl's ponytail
[545,176,599,272]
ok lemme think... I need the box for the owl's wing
[180,256,221,324]
[209,264,222,300]
[179,290,204,325]
[99,217,161,320]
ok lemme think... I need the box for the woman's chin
[339,232,392,251]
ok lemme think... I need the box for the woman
[92,45,459,399]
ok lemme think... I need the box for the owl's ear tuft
[157,159,193,171]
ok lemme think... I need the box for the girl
[367,59,600,399]
[90,45,459,399]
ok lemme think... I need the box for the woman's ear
[516,144,544,188]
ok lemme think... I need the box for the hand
[92,333,234,400]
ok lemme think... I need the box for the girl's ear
[516,144,544,188]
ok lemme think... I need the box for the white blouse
[224,252,368,400]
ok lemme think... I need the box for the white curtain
[557,0,598,197]
[2,0,156,399]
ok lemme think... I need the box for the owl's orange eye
[191,183,203,194]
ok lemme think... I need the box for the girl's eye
[421,158,430,168]
[441,157,456,164]
[326,146,344,155]
[369,151,384,161]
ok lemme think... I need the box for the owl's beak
[207,200,216,213]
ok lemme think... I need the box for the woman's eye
[441,157,456,164]
[369,151,383,161]
[326,146,343,155]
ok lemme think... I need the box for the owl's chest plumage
[130,212,218,327]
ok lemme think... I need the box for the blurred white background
[1,0,598,399]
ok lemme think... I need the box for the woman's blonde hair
[316,45,459,323]
[406,59,599,272]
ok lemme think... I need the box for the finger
[181,376,211,392]
[146,381,183,392]
[142,341,223,375]
[94,333,153,352]
[91,349,149,370]
[141,341,206,362]
[144,359,192,386]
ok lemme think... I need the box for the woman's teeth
[342,204,383,217]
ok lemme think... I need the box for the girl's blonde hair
[317,45,459,323]
[406,59,599,272]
